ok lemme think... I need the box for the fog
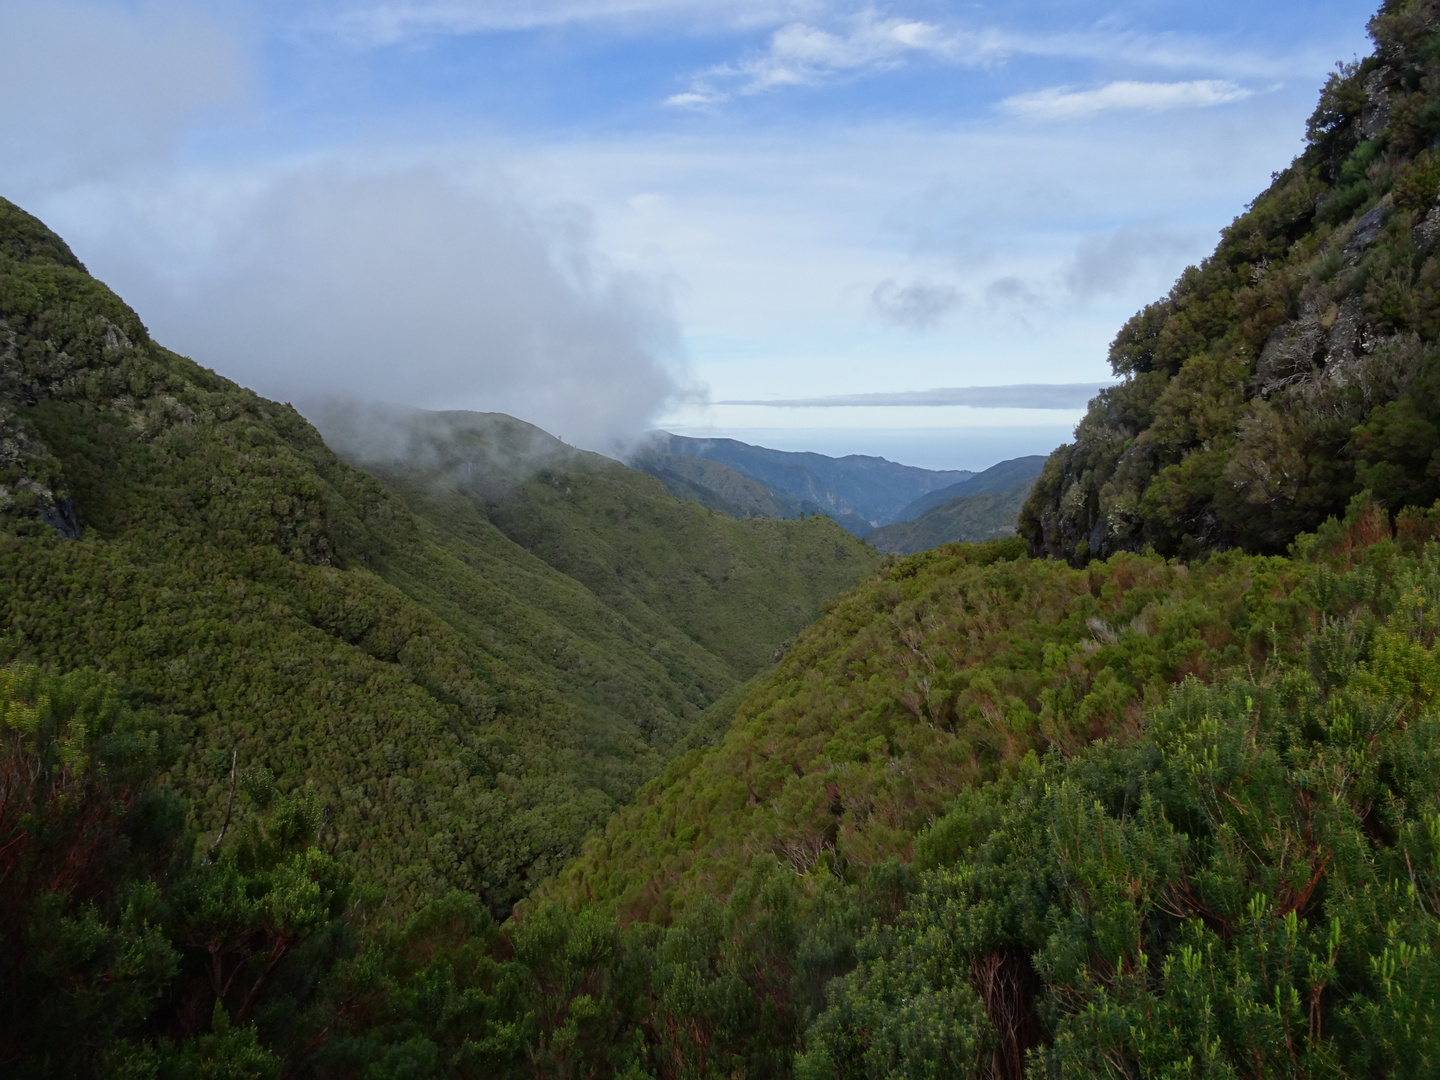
[66,163,693,455]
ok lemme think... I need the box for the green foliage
[0,195,878,916]
[0,662,347,1079]
[865,483,1035,555]
[1023,0,1440,564]
[15,10,1440,1076]
[540,535,1312,925]
[0,663,180,1073]
[427,500,1432,1078]
[803,642,1440,1077]
[15,507,1440,1077]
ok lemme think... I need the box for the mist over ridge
[53,163,697,457]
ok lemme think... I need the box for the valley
[7,2,1440,1077]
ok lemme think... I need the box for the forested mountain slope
[863,483,1033,555]
[314,406,875,682]
[502,500,1440,1079]
[538,537,1306,921]
[632,447,818,521]
[644,432,970,533]
[864,456,1046,555]
[0,196,878,915]
[1023,0,1440,563]
[892,456,1045,523]
[15,4,1440,1075]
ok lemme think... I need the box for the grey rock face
[1357,67,1393,141]
[1345,203,1390,256]
[0,404,78,537]
[1414,204,1440,249]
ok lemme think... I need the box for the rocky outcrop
[0,399,76,538]
[1021,0,1440,562]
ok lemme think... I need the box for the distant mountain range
[634,434,1047,549]
[635,433,974,535]
[865,455,1046,554]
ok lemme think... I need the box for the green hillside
[314,406,877,685]
[12,499,1440,1077]
[0,195,879,917]
[892,455,1046,523]
[864,484,1033,555]
[539,534,1304,919]
[632,448,814,520]
[491,500,1440,1080]
[1023,0,1440,563]
[14,3,1440,1076]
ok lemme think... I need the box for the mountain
[863,457,1046,555]
[514,502,1440,1078]
[890,455,1046,523]
[1022,3,1440,563]
[0,195,880,918]
[13,5,1440,1074]
[630,448,816,520]
[864,486,1031,554]
[14,497,1440,1077]
[638,432,972,534]
[536,535,1303,919]
[311,405,878,680]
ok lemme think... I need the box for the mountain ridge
[639,432,972,532]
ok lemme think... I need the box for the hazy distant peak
[303,399,610,489]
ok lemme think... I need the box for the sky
[0,0,1378,469]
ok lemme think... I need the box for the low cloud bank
[73,163,691,454]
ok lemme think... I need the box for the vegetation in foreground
[10,2,1440,1077]
[10,500,1440,1078]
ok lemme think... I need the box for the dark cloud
[871,278,965,330]
[985,275,1044,306]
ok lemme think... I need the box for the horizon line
[716,383,1113,409]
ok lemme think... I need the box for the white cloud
[669,9,1008,104]
[58,162,691,454]
[0,1,249,189]
[739,14,996,90]
[665,91,720,108]
[321,0,815,43]
[1003,79,1252,121]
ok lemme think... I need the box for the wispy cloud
[1003,79,1252,121]
[324,0,811,44]
[662,11,1315,110]
[719,384,1110,409]
[668,9,1008,106]
[66,162,690,453]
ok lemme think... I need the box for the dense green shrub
[0,195,877,917]
[1022,0,1440,565]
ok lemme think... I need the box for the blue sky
[0,0,1377,467]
